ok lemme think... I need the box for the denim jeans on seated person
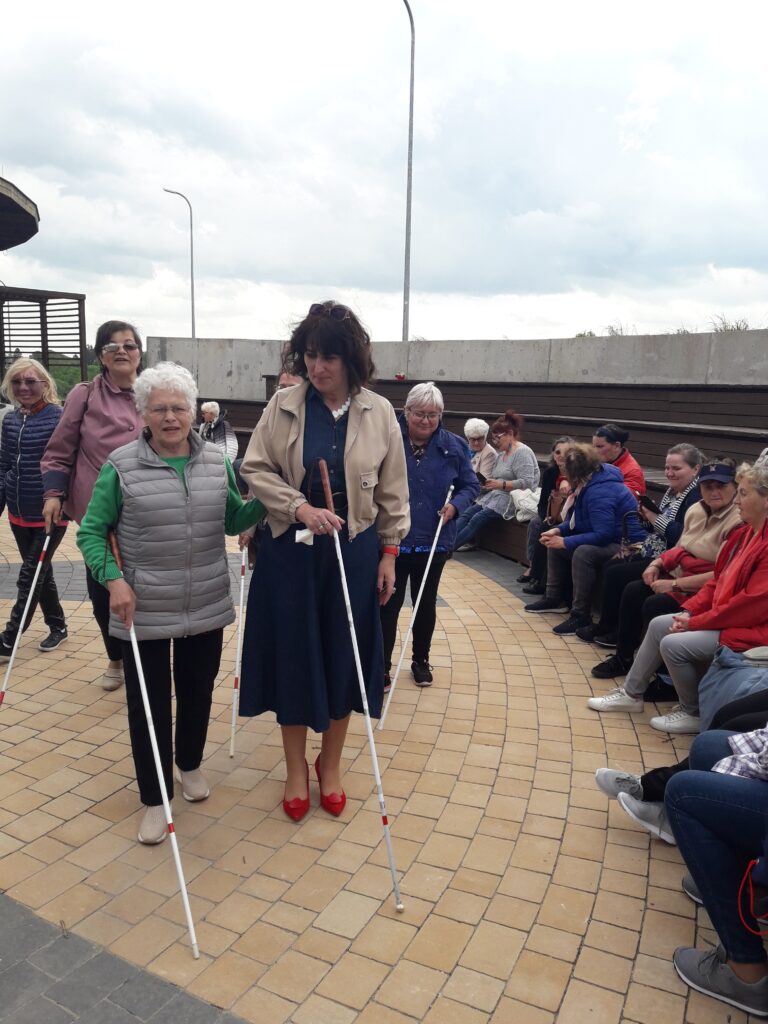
[666,730,768,964]
[454,504,500,548]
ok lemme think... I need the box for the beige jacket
[241,381,410,545]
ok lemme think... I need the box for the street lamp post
[401,0,415,348]
[163,188,196,340]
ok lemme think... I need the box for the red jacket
[682,522,768,650]
[612,448,646,496]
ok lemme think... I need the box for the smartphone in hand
[638,494,661,515]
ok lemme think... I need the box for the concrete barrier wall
[147,329,768,398]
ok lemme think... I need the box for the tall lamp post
[401,0,415,348]
[163,188,196,340]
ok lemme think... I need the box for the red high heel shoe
[283,761,310,822]
[314,755,346,817]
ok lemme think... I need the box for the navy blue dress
[239,388,385,732]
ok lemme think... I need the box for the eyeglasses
[11,378,45,389]
[408,410,440,422]
[147,405,191,417]
[308,302,350,322]
[102,342,140,355]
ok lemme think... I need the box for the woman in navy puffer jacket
[0,359,68,660]
[379,382,479,687]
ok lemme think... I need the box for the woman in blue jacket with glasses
[380,382,479,687]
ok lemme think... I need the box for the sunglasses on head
[309,302,350,322]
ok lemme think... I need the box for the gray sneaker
[682,873,703,905]
[617,792,676,845]
[673,945,768,1017]
[594,768,643,801]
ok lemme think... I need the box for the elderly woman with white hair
[464,418,496,482]
[77,362,265,845]
[380,382,479,686]
[198,400,238,461]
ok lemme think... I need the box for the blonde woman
[0,359,67,659]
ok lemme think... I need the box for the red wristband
[382,546,399,557]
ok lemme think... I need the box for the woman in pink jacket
[41,320,143,691]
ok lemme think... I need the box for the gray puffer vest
[108,431,235,642]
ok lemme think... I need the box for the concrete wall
[147,329,768,397]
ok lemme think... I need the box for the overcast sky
[2,0,768,344]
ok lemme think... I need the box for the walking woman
[77,363,264,844]
[0,359,68,659]
[42,320,144,691]
[380,383,479,687]
[239,301,409,822]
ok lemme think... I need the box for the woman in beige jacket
[239,301,410,822]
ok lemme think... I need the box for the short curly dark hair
[281,301,376,395]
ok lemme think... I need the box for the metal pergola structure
[0,287,87,382]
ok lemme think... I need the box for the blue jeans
[455,504,500,548]
[665,730,768,963]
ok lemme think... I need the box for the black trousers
[121,629,223,806]
[2,524,67,644]
[597,559,651,633]
[86,565,123,662]
[380,552,449,670]
[640,688,768,801]
[615,581,680,662]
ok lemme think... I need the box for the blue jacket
[558,463,645,550]
[399,418,480,551]
[0,403,63,522]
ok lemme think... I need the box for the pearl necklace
[330,396,351,421]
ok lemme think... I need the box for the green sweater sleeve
[225,459,266,534]
[76,463,124,585]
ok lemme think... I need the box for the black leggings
[380,552,448,670]
[617,584,680,661]
[2,523,67,643]
[86,565,123,662]
[640,688,768,801]
[121,629,223,806]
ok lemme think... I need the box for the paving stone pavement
[0,521,728,1023]
[0,892,248,1023]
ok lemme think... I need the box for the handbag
[612,510,645,562]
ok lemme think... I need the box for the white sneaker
[175,767,210,802]
[618,792,676,844]
[138,805,167,845]
[594,768,643,800]
[650,705,700,734]
[587,688,644,713]
[101,663,124,692]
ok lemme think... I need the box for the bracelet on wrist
[382,546,399,557]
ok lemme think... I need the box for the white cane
[378,485,454,730]
[109,534,200,958]
[308,460,404,911]
[0,532,52,710]
[229,547,247,757]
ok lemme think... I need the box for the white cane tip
[396,902,405,913]
[192,943,200,959]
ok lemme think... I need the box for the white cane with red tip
[0,532,52,710]
[229,547,247,757]
[318,460,404,912]
[378,484,454,730]
[109,533,200,958]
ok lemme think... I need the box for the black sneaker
[383,673,391,694]
[594,632,618,648]
[552,613,591,636]
[516,572,534,583]
[522,582,546,595]
[411,660,433,687]
[524,597,568,613]
[0,640,13,664]
[39,628,68,653]
[575,623,598,643]
[591,654,632,679]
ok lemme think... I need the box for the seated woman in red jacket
[592,423,646,496]
[588,462,768,735]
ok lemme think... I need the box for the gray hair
[200,400,220,417]
[464,417,489,439]
[404,381,444,413]
[667,443,704,469]
[134,362,198,416]
[737,462,768,496]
